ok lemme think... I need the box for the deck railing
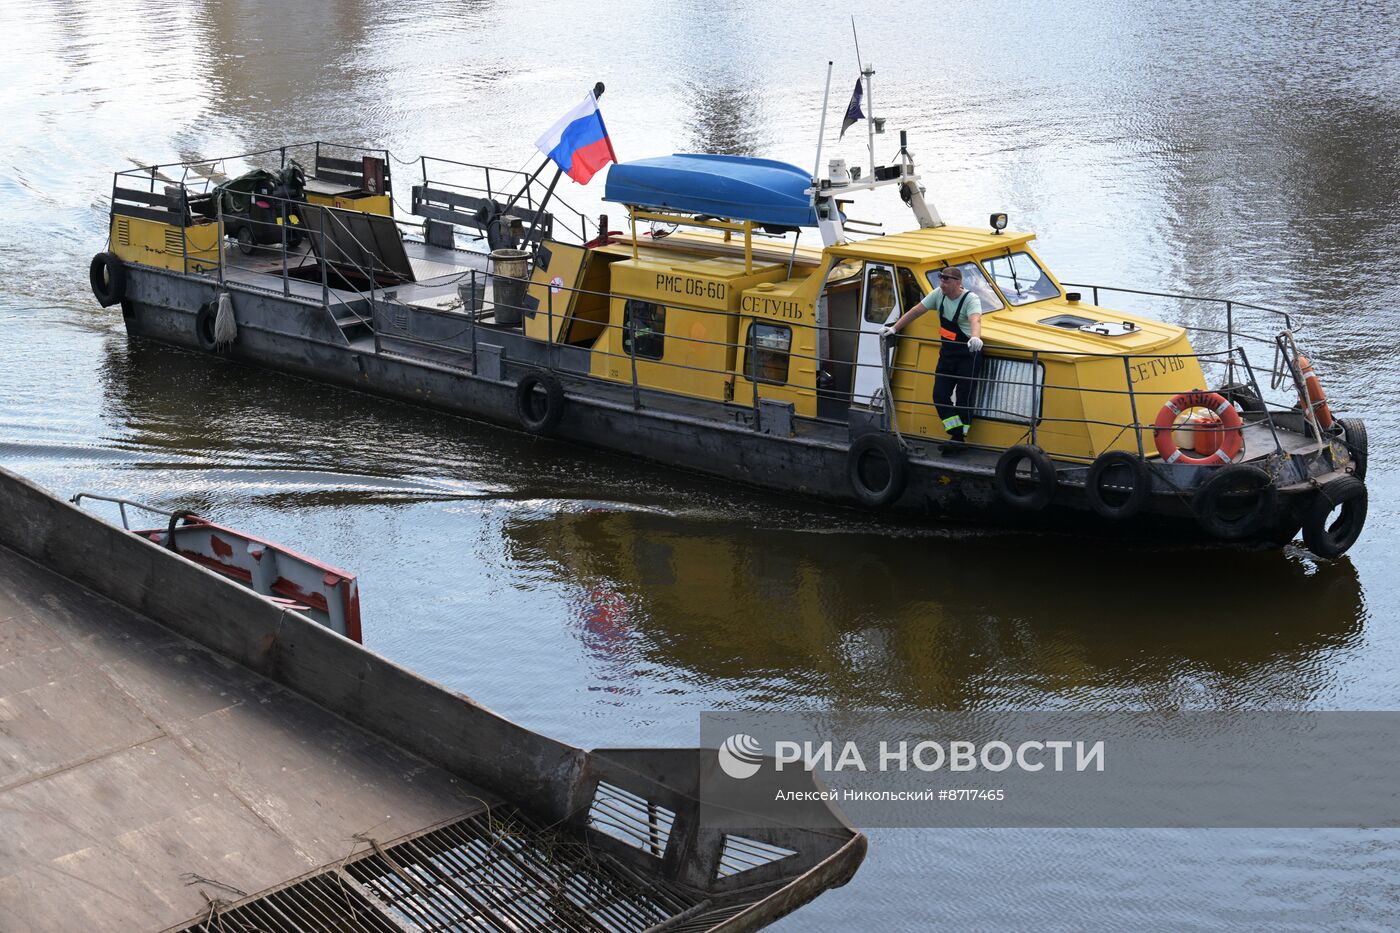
[448,269,1331,468]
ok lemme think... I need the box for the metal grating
[164,227,184,254]
[715,834,797,880]
[179,870,401,932]
[180,809,700,933]
[116,216,130,246]
[973,356,1044,425]
[586,780,675,858]
[347,809,695,932]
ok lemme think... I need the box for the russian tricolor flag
[535,91,617,185]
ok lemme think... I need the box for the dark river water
[3,1,1399,929]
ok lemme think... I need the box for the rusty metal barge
[0,465,864,931]
[90,140,1367,556]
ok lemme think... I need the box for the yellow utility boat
[91,135,1367,556]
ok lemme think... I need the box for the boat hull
[119,265,1330,549]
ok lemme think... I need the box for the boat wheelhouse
[90,136,1367,556]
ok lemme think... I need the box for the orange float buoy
[1296,354,1333,430]
[1153,390,1243,465]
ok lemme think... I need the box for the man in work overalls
[881,266,984,451]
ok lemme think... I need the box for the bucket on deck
[456,277,485,316]
[489,248,531,326]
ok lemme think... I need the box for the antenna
[812,60,834,185]
[851,18,875,183]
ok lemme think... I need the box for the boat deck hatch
[1039,313,1098,329]
[1039,313,1141,337]
[179,810,699,932]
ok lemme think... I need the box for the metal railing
[418,155,593,244]
[69,493,177,530]
[427,270,1328,467]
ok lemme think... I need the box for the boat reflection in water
[503,505,1364,711]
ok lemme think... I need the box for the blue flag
[840,78,864,138]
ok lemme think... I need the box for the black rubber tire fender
[1085,450,1151,520]
[1216,381,1266,415]
[194,301,219,352]
[515,372,566,435]
[847,433,909,508]
[1192,463,1276,540]
[1335,417,1367,481]
[994,444,1057,511]
[89,251,126,307]
[1301,476,1367,559]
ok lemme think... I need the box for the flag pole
[510,82,605,247]
[812,60,834,185]
[852,18,875,181]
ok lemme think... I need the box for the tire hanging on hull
[194,301,220,352]
[1085,450,1151,521]
[847,434,908,508]
[89,252,126,307]
[1192,464,1275,540]
[1301,476,1366,559]
[994,445,1056,511]
[515,373,566,435]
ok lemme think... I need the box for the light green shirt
[920,289,983,338]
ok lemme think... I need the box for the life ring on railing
[1152,391,1243,465]
[515,372,566,435]
[1296,354,1334,430]
[89,252,126,307]
[847,433,908,508]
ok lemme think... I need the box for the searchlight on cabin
[990,212,1008,234]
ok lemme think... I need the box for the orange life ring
[1153,390,1244,465]
[1296,354,1333,430]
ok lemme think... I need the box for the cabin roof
[833,225,1036,264]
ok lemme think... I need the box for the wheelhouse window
[744,323,793,385]
[622,299,665,359]
[923,262,1004,312]
[863,264,899,323]
[897,267,925,312]
[981,251,1060,306]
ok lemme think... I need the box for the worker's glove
[879,325,897,338]
[968,336,984,353]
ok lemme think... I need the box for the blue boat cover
[604,154,818,228]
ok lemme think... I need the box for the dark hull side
[120,266,1318,548]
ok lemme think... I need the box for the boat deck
[218,236,489,310]
[0,539,693,931]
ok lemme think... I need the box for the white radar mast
[806,56,944,247]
